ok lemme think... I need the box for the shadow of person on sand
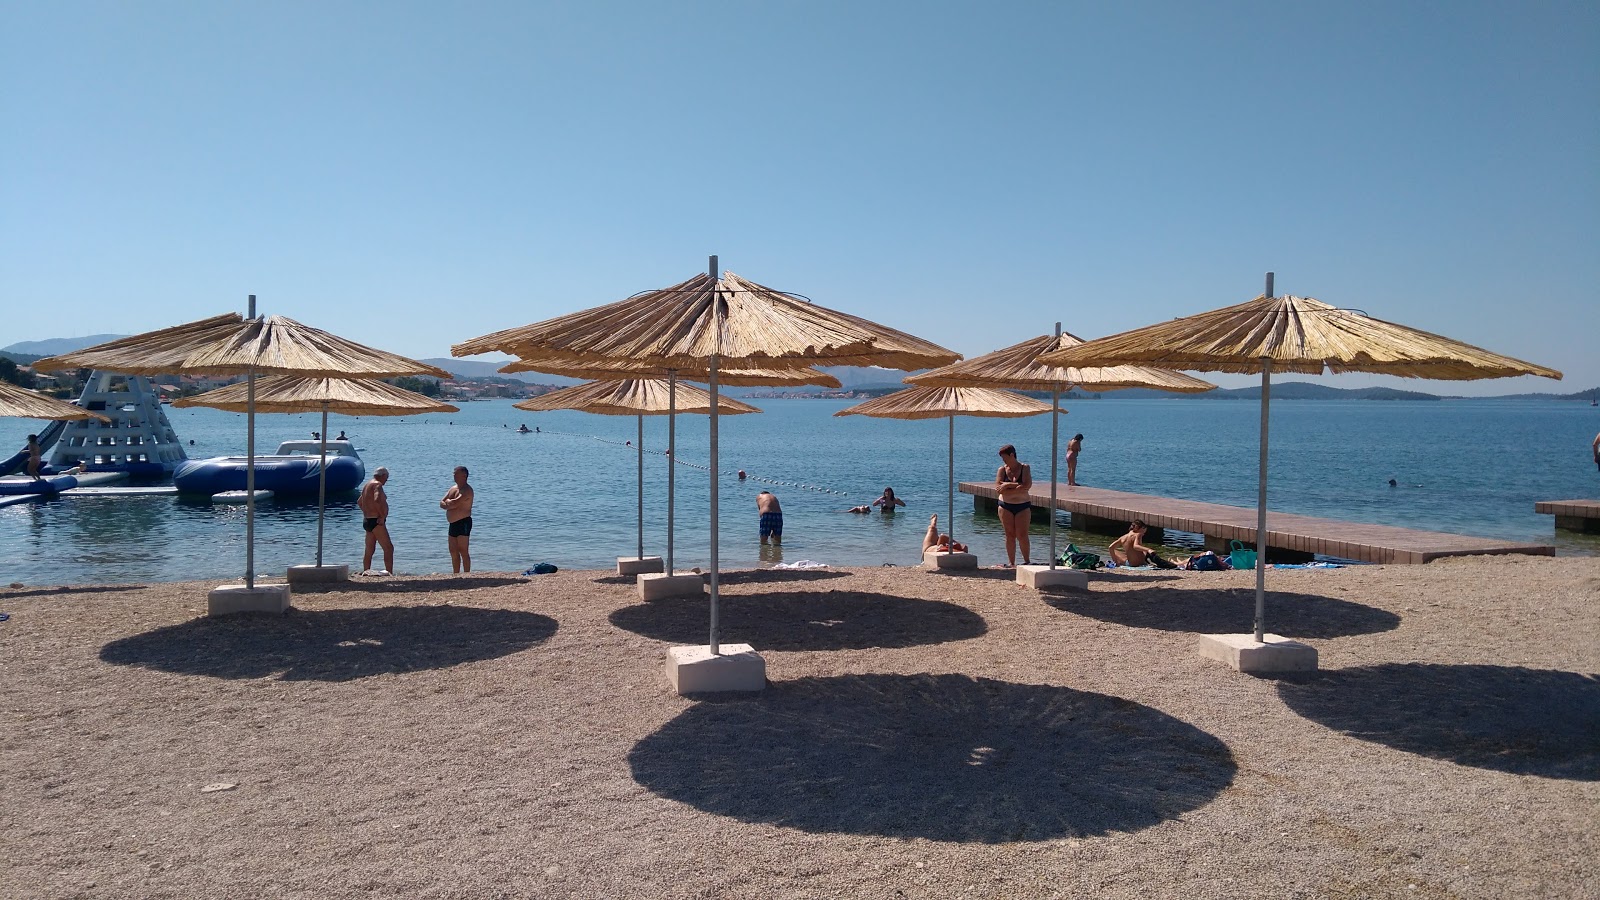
[1046,585,1400,639]
[609,591,986,651]
[100,606,558,682]
[629,673,1237,842]
[0,584,148,600]
[1277,663,1600,781]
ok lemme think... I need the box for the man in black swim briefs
[440,465,474,573]
[359,468,394,574]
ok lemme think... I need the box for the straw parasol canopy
[911,332,1217,392]
[514,379,760,415]
[499,357,842,388]
[1037,279,1564,647]
[455,259,958,662]
[34,313,451,379]
[453,271,958,371]
[174,376,458,416]
[836,386,1054,419]
[837,387,1055,558]
[1035,294,1563,380]
[0,381,109,422]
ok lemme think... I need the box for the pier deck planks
[960,481,1554,564]
[1535,499,1600,533]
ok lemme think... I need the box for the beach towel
[773,560,828,569]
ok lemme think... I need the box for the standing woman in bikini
[994,444,1033,567]
[1065,433,1083,486]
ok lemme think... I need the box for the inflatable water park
[1,371,364,506]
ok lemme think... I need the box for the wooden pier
[961,482,1555,565]
[1535,499,1600,534]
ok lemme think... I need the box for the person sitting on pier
[922,515,968,554]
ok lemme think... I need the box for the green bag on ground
[1057,544,1101,570]
[1229,540,1257,570]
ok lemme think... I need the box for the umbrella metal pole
[708,353,720,655]
[316,404,328,567]
[637,412,644,561]
[1050,386,1060,568]
[666,371,676,575]
[1255,359,1271,642]
[707,253,721,655]
[1254,272,1275,643]
[947,416,955,553]
[245,295,257,590]
[1049,322,1062,568]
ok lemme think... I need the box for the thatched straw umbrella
[502,359,836,576]
[455,257,957,661]
[515,379,760,572]
[35,299,449,593]
[836,386,1055,560]
[1039,274,1564,647]
[910,327,1215,569]
[0,381,108,422]
[175,376,458,576]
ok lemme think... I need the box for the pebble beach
[2,556,1597,899]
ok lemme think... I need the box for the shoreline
[3,557,1597,898]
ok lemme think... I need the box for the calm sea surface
[2,397,1597,585]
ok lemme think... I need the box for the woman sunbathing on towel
[923,515,968,553]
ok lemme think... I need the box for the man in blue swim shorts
[757,490,783,544]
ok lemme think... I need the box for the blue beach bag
[1229,540,1257,571]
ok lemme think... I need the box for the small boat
[173,440,365,496]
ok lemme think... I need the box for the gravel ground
[2,556,1596,899]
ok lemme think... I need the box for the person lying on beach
[922,515,968,554]
[1107,520,1175,568]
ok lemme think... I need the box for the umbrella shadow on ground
[629,673,1236,842]
[300,575,529,594]
[609,590,986,651]
[1046,585,1400,639]
[100,606,557,681]
[718,569,852,585]
[0,585,147,600]
[593,570,851,588]
[1277,663,1600,781]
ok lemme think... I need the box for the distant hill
[421,358,580,386]
[1073,382,1438,400]
[1,335,128,356]
[1046,381,1600,401]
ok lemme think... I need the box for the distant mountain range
[1,335,129,356]
[4,337,1595,401]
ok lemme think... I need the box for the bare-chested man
[439,465,474,573]
[1107,520,1175,568]
[359,467,394,575]
[757,490,783,545]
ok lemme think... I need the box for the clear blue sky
[3,1,1595,394]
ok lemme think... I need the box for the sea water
[1,397,1596,585]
